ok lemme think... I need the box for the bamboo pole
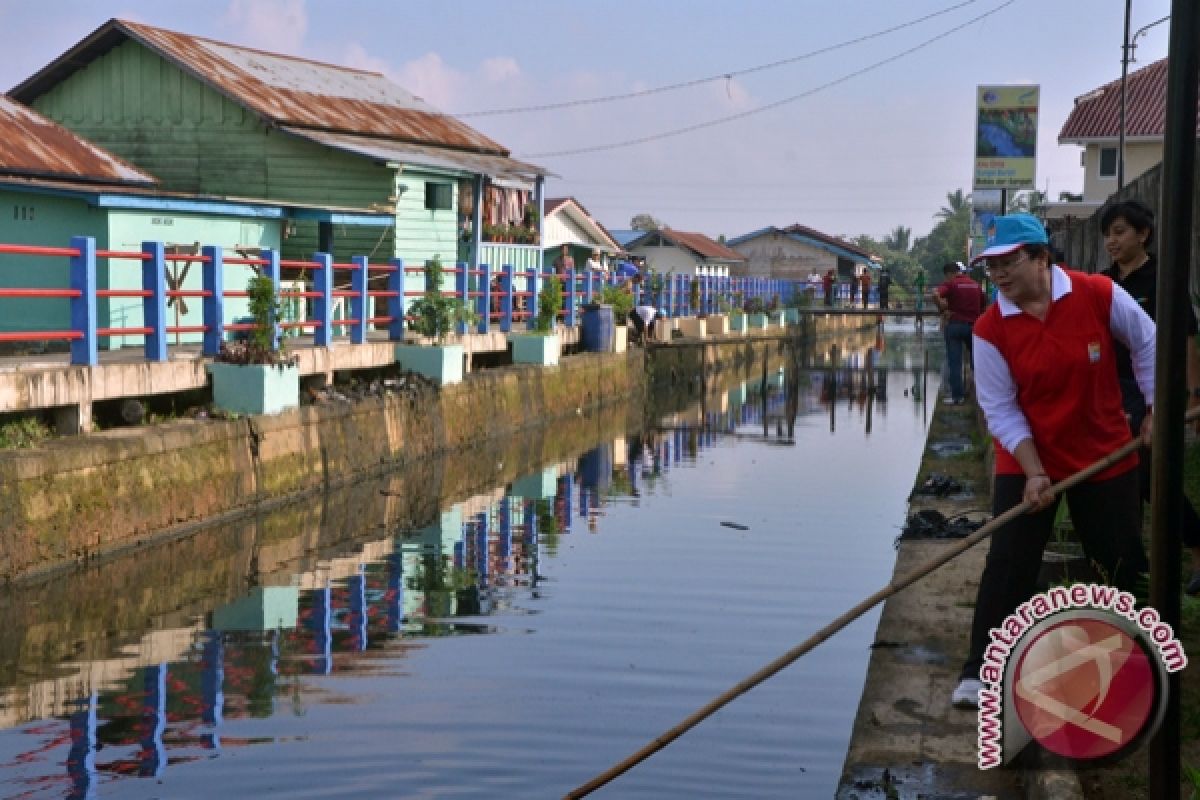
[565,409,1197,799]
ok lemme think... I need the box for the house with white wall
[623,228,744,276]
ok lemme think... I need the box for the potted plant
[679,276,707,338]
[207,273,299,415]
[745,296,768,329]
[707,291,731,336]
[396,255,476,385]
[510,275,562,365]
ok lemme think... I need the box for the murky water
[0,322,942,799]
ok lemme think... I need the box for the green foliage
[0,415,51,449]
[217,273,292,365]
[408,255,477,343]
[535,275,562,333]
[744,296,765,314]
[600,283,634,324]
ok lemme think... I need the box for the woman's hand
[1023,473,1055,511]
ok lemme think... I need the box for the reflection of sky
[0,327,944,800]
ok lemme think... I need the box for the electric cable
[524,0,1016,159]
[453,0,983,117]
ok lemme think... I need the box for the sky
[0,0,1176,242]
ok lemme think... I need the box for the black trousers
[960,469,1146,680]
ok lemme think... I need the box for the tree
[630,213,663,231]
[1007,189,1047,216]
[883,225,912,253]
[936,189,970,221]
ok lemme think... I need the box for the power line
[453,0,983,117]
[523,1,1015,160]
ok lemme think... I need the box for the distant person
[1100,199,1200,595]
[849,269,859,306]
[822,269,835,307]
[553,244,575,279]
[952,212,1154,710]
[628,274,658,343]
[914,268,926,312]
[878,267,891,310]
[933,261,986,405]
[859,270,871,309]
[586,249,604,277]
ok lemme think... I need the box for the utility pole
[1119,0,1132,190]
[1149,1,1198,796]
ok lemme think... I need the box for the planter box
[652,321,673,343]
[706,314,730,336]
[613,325,628,353]
[748,313,769,329]
[728,315,748,334]
[395,343,465,385]
[785,309,800,325]
[207,361,299,416]
[512,466,558,499]
[678,317,707,338]
[510,332,560,366]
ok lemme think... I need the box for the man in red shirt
[933,261,986,404]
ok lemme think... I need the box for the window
[425,182,453,211]
[1098,146,1118,179]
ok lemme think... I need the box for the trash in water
[929,439,973,456]
[720,521,750,531]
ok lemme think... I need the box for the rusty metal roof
[280,127,550,183]
[0,95,156,185]
[11,18,512,157]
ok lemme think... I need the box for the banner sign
[973,85,1039,190]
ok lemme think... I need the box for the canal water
[0,323,942,799]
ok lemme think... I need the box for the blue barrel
[581,304,614,352]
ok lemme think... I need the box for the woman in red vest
[950,213,1155,709]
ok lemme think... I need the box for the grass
[0,416,52,449]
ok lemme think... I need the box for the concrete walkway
[836,399,1063,800]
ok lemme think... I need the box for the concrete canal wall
[0,332,806,580]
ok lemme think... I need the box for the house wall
[627,243,699,275]
[29,39,395,265]
[1081,140,1162,204]
[104,210,282,347]
[0,191,107,339]
[728,232,836,280]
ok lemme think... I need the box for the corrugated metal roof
[12,18,512,157]
[280,126,548,183]
[0,95,156,185]
[781,223,874,261]
[1058,58,1199,142]
[727,225,874,264]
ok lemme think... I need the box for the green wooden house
[0,95,292,350]
[10,18,549,317]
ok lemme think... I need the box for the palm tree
[883,225,911,253]
[936,189,970,221]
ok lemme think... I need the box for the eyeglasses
[984,252,1030,275]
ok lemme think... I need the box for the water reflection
[0,324,940,799]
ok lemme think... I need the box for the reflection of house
[1050,58,1170,220]
[623,228,744,276]
[727,224,874,280]
[10,18,549,296]
[541,197,623,270]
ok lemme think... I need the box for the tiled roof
[630,228,745,261]
[0,96,156,185]
[543,197,622,251]
[1058,58,1194,141]
[11,18,510,156]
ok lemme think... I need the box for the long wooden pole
[565,410,1198,799]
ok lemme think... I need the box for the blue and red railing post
[312,252,332,348]
[141,240,167,363]
[502,264,514,332]
[388,258,405,340]
[69,236,98,366]
[455,261,469,335]
[477,263,491,335]
[201,244,224,357]
[566,268,577,327]
[263,249,282,350]
[351,255,369,345]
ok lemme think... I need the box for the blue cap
[971,212,1049,264]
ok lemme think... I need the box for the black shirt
[1102,253,1197,383]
